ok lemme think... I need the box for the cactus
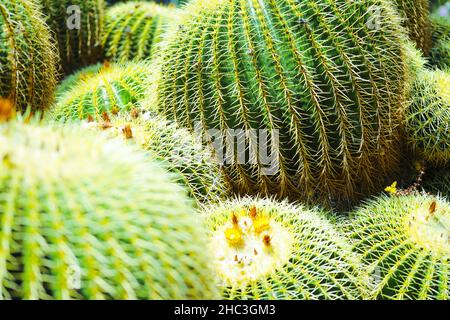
[202,197,369,300]
[38,0,105,75]
[0,0,58,113]
[405,69,450,166]
[430,13,450,69]
[345,194,450,300]
[87,111,229,204]
[393,1,431,54]
[103,2,178,63]
[0,119,218,300]
[48,62,154,122]
[422,167,450,199]
[156,0,409,206]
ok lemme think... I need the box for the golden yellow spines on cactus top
[0,119,218,300]
[156,0,409,207]
[0,0,58,113]
[202,197,369,300]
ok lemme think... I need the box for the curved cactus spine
[39,0,105,74]
[345,194,450,300]
[156,0,409,206]
[102,2,178,63]
[0,0,58,113]
[202,197,369,300]
[48,62,154,122]
[405,69,450,166]
[0,119,218,300]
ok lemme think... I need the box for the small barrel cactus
[201,198,368,300]
[346,194,449,300]
[48,62,154,122]
[0,120,218,300]
[430,13,450,69]
[87,111,229,204]
[38,0,105,75]
[0,0,58,113]
[102,2,178,63]
[405,69,450,166]
[156,0,409,206]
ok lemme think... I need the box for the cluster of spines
[0,0,58,113]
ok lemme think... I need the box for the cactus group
[103,2,178,63]
[157,0,409,206]
[345,195,449,300]
[0,0,58,113]
[0,119,218,299]
[405,69,450,166]
[202,198,368,299]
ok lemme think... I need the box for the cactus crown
[157,0,409,206]
[0,0,58,113]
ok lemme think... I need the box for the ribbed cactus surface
[49,62,153,122]
[0,120,218,300]
[157,0,408,206]
[406,69,450,166]
[103,2,178,63]
[346,195,449,300]
[39,0,105,74]
[0,0,58,113]
[202,198,368,300]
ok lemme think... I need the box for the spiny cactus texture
[39,0,105,75]
[394,1,431,54]
[405,69,450,166]
[202,197,368,299]
[0,0,58,113]
[0,120,218,300]
[103,2,178,63]
[48,62,153,122]
[346,195,449,300]
[422,167,450,199]
[157,0,409,206]
[87,111,228,204]
[54,63,103,100]
[430,13,450,69]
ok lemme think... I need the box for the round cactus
[405,69,450,166]
[0,0,58,113]
[87,110,229,204]
[102,2,178,63]
[346,194,449,300]
[38,0,105,75]
[430,13,450,69]
[202,197,368,300]
[48,62,154,122]
[156,0,409,206]
[0,120,218,300]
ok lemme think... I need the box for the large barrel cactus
[202,198,368,299]
[102,2,178,63]
[39,0,105,74]
[0,120,218,300]
[405,69,450,166]
[345,194,449,300]
[157,0,409,206]
[0,0,58,113]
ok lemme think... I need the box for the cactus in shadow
[0,0,58,113]
[430,12,450,69]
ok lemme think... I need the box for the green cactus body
[88,111,229,204]
[406,69,450,166]
[39,0,105,75]
[202,198,368,299]
[103,2,178,63]
[346,195,450,300]
[0,0,58,113]
[49,62,153,122]
[0,120,218,300]
[430,13,450,69]
[423,167,450,199]
[394,0,431,54]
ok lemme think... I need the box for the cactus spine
[157,0,408,206]
[202,197,368,299]
[39,0,105,74]
[0,0,58,113]
[103,2,178,63]
[346,195,450,300]
[0,120,218,300]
